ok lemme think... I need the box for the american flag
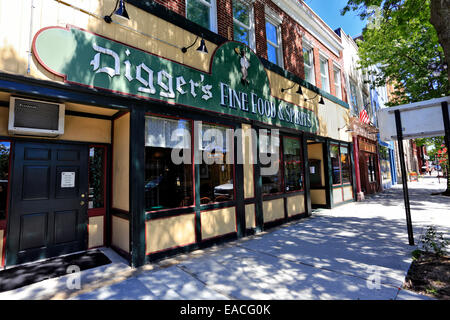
[359,109,370,124]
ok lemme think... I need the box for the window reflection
[0,142,10,221]
[199,124,234,204]
[340,146,351,184]
[283,137,303,192]
[260,131,282,195]
[89,147,105,209]
[145,116,193,211]
[330,144,341,185]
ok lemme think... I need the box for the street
[1,174,448,300]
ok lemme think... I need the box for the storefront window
[0,141,10,222]
[88,146,105,209]
[199,123,234,204]
[379,146,391,181]
[283,137,303,192]
[330,143,341,185]
[340,146,351,184]
[367,154,377,183]
[260,130,282,195]
[145,116,193,211]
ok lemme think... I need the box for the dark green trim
[0,72,130,111]
[253,131,264,233]
[65,110,113,120]
[350,142,358,201]
[324,140,332,209]
[104,144,112,248]
[243,198,256,204]
[199,202,237,211]
[146,207,196,220]
[112,110,129,120]
[302,134,312,216]
[235,140,245,238]
[332,183,352,189]
[0,135,110,147]
[129,106,146,268]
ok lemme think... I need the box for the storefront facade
[0,0,354,268]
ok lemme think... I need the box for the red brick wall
[217,0,233,40]
[328,58,335,96]
[281,14,304,79]
[253,1,267,60]
[152,0,346,101]
[154,0,185,16]
[313,47,322,89]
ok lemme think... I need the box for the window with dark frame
[340,145,351,184]
[260,130,282,195]
[199,123,234,204]
[0,141,10,223]
[330,143,352,186]
[88,146,105,210]
[367,153,377,183]
[330,143,341,185]
[283,136,303,192]
[144,115,193,211]
[260,132,304,195]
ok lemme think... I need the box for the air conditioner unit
[8,97,65,137]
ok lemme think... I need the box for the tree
[342,0,450,195]
[342,0,450,85]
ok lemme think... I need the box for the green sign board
[33,25,319,132]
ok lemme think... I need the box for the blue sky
[303,0,367,38]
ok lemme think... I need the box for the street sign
[378,96,450,141]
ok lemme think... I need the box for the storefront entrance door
[6,141,88,266]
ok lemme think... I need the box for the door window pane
[88,146,105,209]
[199,124,234,204]
[340,146,351,184]
[187,0,211,30]
[330,144,341,185]
[0,142,10,221]
[283,137,303,192]
[260,130,282,195]
[145,116,193,211]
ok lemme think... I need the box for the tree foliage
[342,0,449,105]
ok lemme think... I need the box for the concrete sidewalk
[1,175,448,300]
